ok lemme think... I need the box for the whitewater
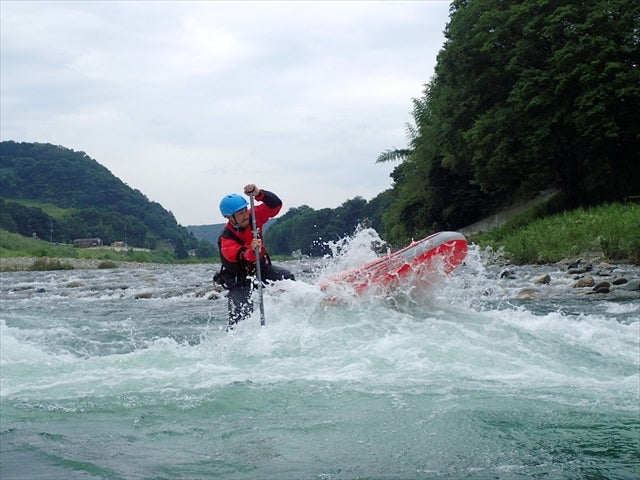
[1,231,638,479]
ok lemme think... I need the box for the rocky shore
[499,257,640,298]
[2,255,638,299]
[0,256,150,272]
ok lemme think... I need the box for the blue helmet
[219,194,248,217]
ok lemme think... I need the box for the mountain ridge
[0,141,202,254]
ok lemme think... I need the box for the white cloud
[1,0,450,225]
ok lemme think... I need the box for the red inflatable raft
[322,231,468,294]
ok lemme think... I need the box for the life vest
[214,227,270,289]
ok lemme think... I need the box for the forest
[1,0,638,259]
[266,0,640,253]
[0,141,211,258]
[263,0,640,255]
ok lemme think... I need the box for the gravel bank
[0,257,148,272]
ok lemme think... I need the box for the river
[1,232,638,479]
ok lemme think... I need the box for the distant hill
[0,141,204,255]
[0,141,389,258]
[186,224,225,245]
[187,220,278,247]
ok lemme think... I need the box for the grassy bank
[3,203,639,270]
[471,202,640,265]
[0,229,216,270]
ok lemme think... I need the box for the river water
[1,232,639,479]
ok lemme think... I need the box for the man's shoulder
[220,226,246,242]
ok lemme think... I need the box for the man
[215,184,295,326]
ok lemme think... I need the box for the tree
[174,237,189,259]
[195,239,217,259]
[0,141,200,249]
[461,0,640,205]
[266,197,389,256]
[381,0,640,244]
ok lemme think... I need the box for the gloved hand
[244,184,262,197]
[243,248,257,262]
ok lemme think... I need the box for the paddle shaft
[249,193,266,326]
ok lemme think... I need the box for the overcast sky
[1,0,451,226]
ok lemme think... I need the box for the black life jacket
[213,227,270,289]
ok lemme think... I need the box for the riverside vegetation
[0,229,208,271]
[470,202,640,265]
[2,1,638,267]
[190,0,640,255]
[1,202,638,271]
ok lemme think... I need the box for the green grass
[471,202,640,264]
[3,203,638,267]
[0,229,213,266]
[11,199,73,219]
[0,229,79,258]
[29,257,75,271]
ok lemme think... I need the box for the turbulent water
[1,233,639,480]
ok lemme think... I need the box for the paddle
[249,192,266,326]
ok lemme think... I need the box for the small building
[73,238,103,248]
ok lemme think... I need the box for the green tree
[195,239,216,259]
[461,0,640,205]
[0,141,200,250]
[381,0,640,244]
[174,237,189,259]
[266,198,386,256]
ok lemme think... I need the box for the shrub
[98,260,118,269]
[30,257,74,271]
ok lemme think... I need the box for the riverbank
[2,203,638,272]
[469,202,640,265]
[3,253,638,302]
[0,256,158,272]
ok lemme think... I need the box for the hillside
[186,224,225,245]
[0,141,200,254]
[375,0,639,246]
[187,221,280,246]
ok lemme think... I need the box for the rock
[567,259,583,269]
[592,286,611,294]
[592,281,612,294]
[517,288,539,299]
[104,284,129,290]
[67,281,83,288]
[620,279,640,291]
[500,270,516,279]
[196,288,223,298]
[612,277,628,285]
[573,275,595,288]
[569,265,593,275]
[532,274,551,285]
[595,269,612,276]
[134,292,153,299]
[595,262,614,276]
[567,259,593,274]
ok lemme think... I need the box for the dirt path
[459,189,559,236]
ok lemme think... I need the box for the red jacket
[219,190,282,266]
